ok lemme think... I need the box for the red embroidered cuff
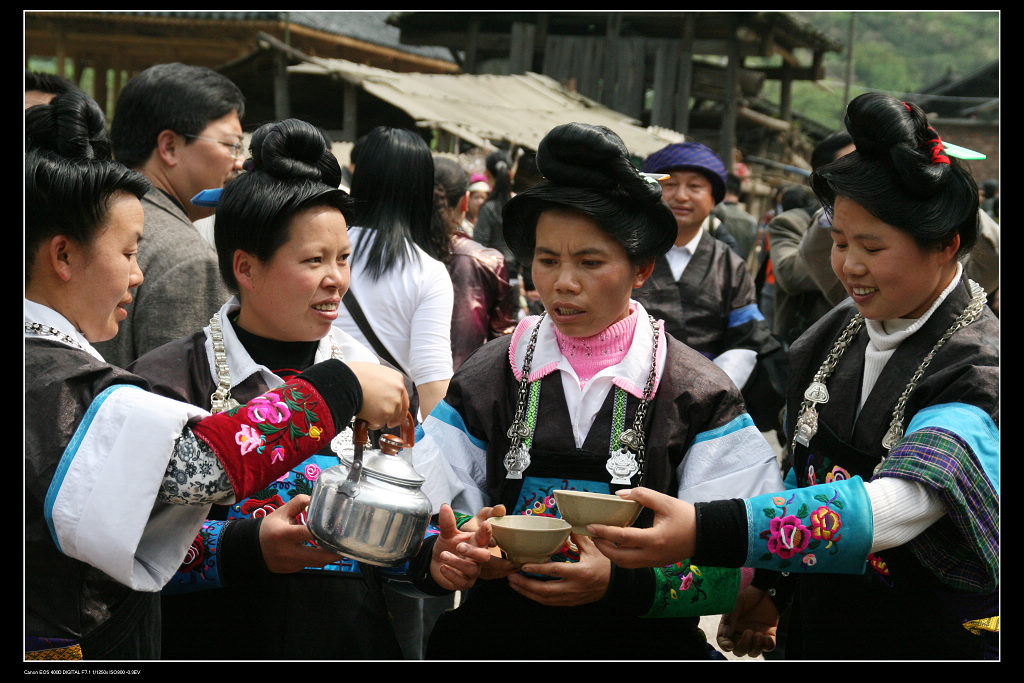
[191,377,337,500]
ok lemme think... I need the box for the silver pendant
[794,406,819,448]
[504,443,531,479]
[804,381,830,404]
[618,428,642,452]
[211,395,240,414]
[606,447,640,485]
[507,421,531,439]
[881,425,903,451]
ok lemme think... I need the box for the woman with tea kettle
[411,122,785,659]
[130,118,492,660]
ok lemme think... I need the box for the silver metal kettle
[306,414,432,566]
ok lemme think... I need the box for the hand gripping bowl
[488,515,572,564]
[552,489,642,536]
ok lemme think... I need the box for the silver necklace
[503,312,660,486]
[791,279,988,472]
[208,311,344,414]
[24,321,83,350]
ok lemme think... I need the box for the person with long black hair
[333,126,455,420]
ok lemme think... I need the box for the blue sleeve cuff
[743,476,873,574]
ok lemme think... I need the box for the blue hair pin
[191,188,223,207]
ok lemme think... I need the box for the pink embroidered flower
[766,514,811,560]
[247,392,291,425]
[825,465,851,483]
[810,506,843,543]
[270,446,285,464]
[235,424,263,455]
[802,554,817,567]
[679,572,693,591]
[544,495,556,509]
[305,463,322,481]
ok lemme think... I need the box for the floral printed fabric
[190,377,336,501]
[644,560,740,619]
[743,476,873,574]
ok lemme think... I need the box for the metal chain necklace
[24,321,84,350]
[791,279,988,471]
[208,311,344,414]
[503,312,661,486]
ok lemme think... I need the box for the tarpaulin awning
[288,57,686,157]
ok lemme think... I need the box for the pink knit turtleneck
[553,305,638,388]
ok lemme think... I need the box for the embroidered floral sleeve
[158,427,236,506]
[742,476,873,575]
[190,376,341,501]
[644,562,742,618]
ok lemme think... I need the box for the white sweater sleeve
[865,476,946,552]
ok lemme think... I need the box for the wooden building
[391,11,843,171]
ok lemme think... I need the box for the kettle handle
[378,412,416,454]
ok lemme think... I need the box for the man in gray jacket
[93,63,243,367]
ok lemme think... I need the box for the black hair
[25,70,80,97]
[810,130,855,171]
[810,92,978,258]
[725,172,743,197]
[348,126,441,278]
[214,118,354,292]
[110,62,245,169]
[26,90,151,282]
[485,150,514,208]
[502,122,676,266]
[780,184,819,214]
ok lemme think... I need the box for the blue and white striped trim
[44,384,146,552]
[677,413,785,503]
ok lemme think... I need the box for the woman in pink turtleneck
[413,123,782,660]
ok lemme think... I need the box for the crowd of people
[25,64,998,663]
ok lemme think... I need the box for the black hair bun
[844,92,950,197]
[536,122,662,205]
[26,89,112,162]
[248,118,342,188]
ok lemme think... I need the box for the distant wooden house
[24,11,459,120]
[391,12,843,173]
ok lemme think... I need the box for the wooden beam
[675,15,695,135]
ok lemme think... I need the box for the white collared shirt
[663,218,708,281]
[509,300,667,448]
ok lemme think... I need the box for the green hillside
[784,11,999,129]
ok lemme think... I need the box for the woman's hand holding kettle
[429,503,496,591]
[346,361,410,429]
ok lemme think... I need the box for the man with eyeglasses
[94,63,245,368]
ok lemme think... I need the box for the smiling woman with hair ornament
[588,92,999,661]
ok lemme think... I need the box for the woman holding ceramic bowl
[411,122,784,660]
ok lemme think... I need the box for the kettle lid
[340,450,425,487]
